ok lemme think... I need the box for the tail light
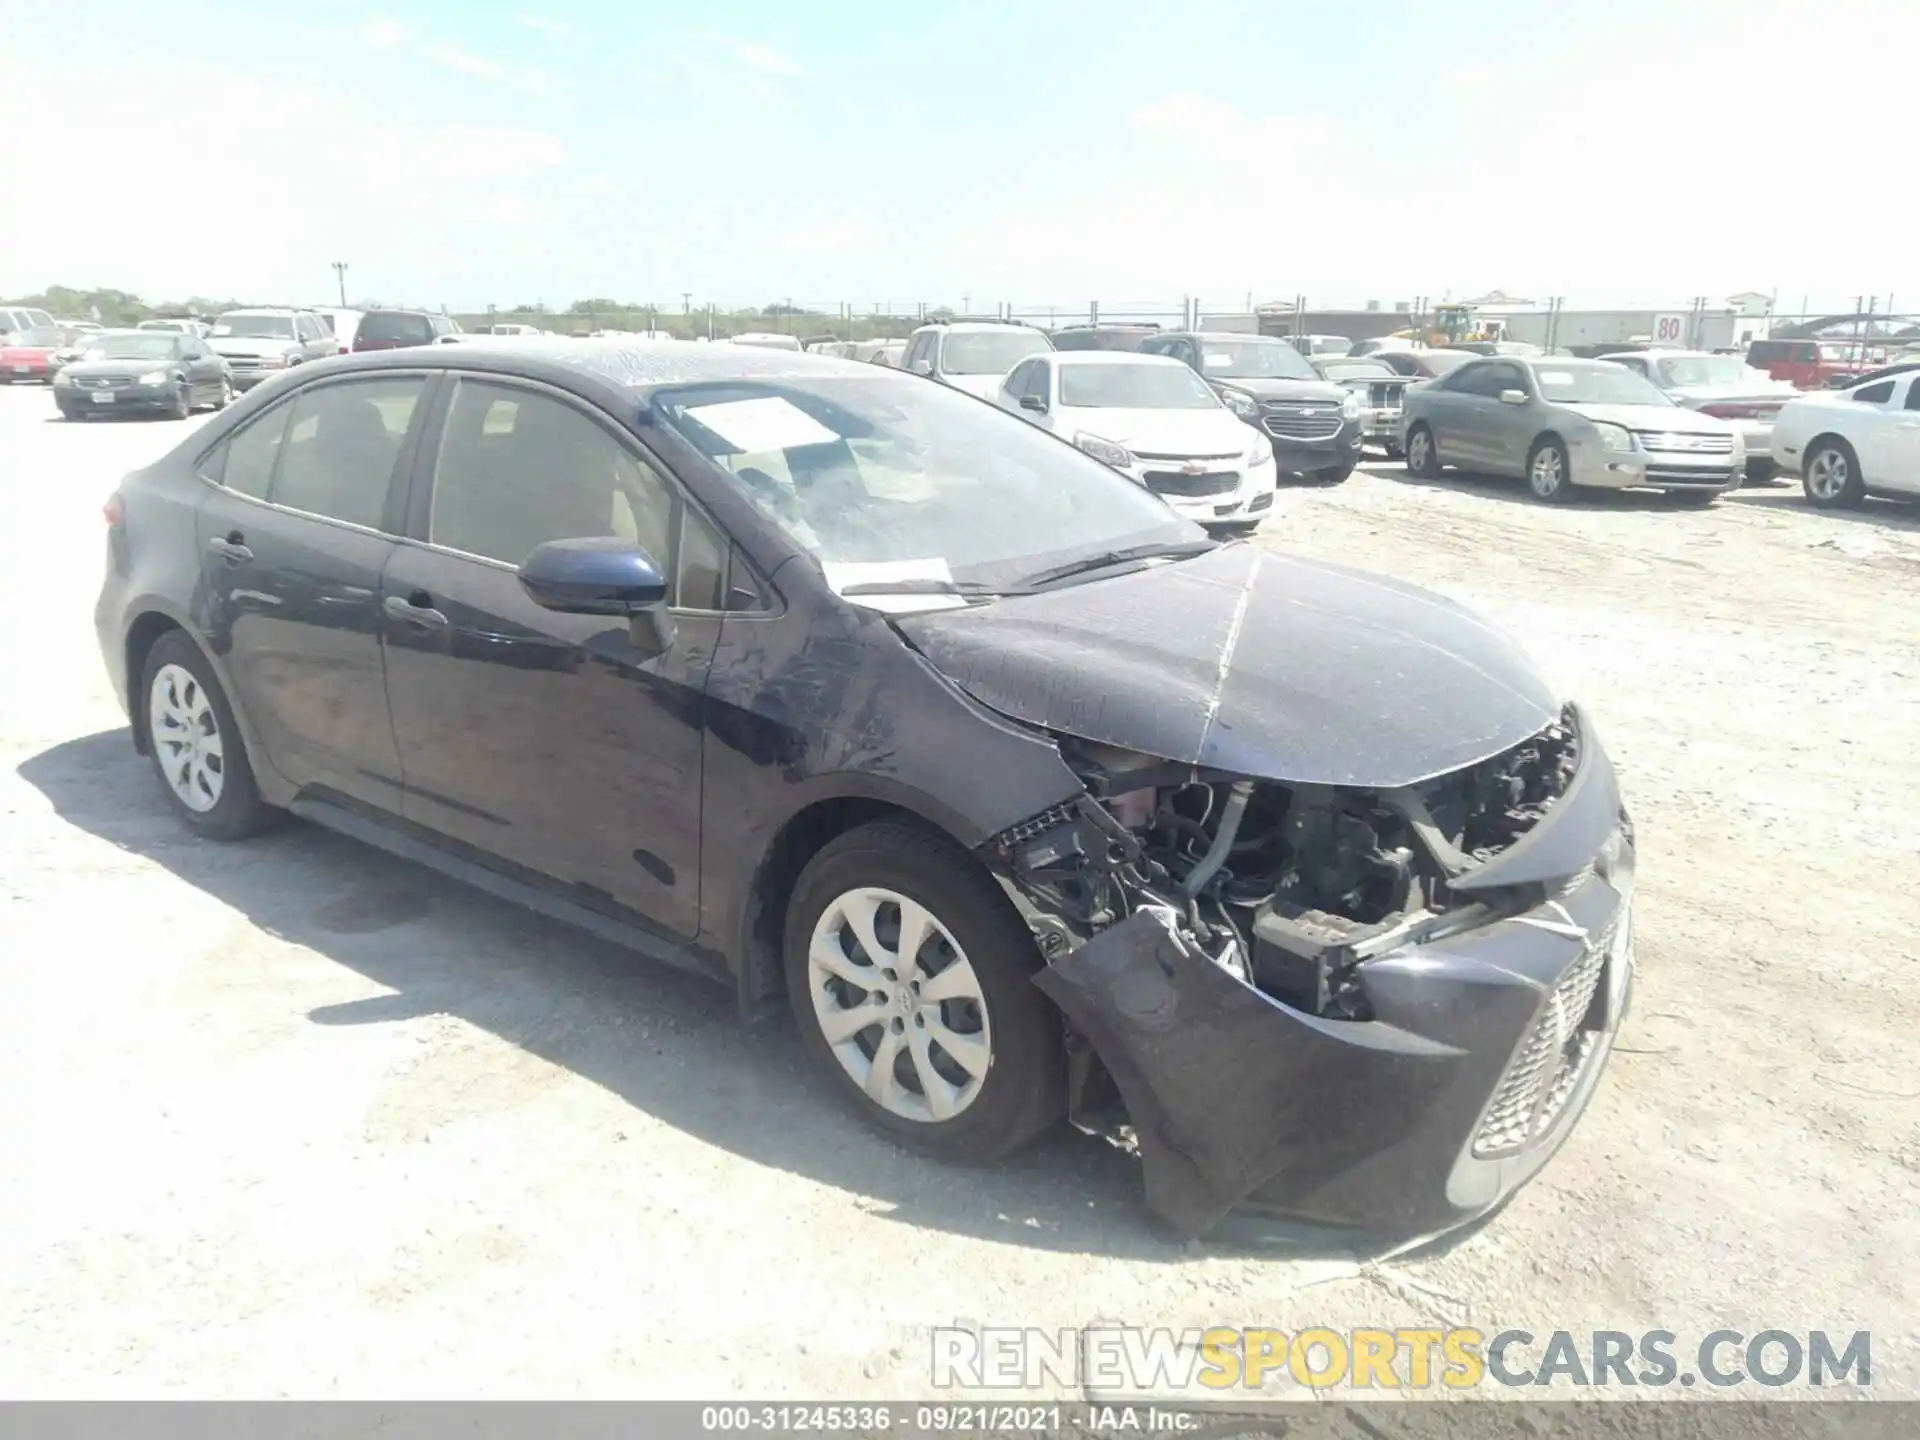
[103,493,124,527]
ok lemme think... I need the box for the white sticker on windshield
[1201,351,1235,368]
[683,396,840,454]
[821,558,953,593]
[1539,371,1576,386]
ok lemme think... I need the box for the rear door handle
[207,534,252,563]
[383,593,448,628]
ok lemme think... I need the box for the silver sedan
[1399,356,1746,503]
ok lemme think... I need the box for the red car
[0,325,73,384]
[1743,338,1877,390]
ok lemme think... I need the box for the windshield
[1534,365,1672,406]
[1197,340,1316,380]
[939,331,1050,375]
[652,375,1202,591]
[15,327,66,346]
[139,320,187,332]
[86,334,183,359]
[1058,361,1219,409]
[212,313,294,338]
[1658,355,1759,388]
[1319,361,1394,382]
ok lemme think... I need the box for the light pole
[331,261,348,307]
[682,292,692,315]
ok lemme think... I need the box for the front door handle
[383,593,449,628]
[207,533,252,563]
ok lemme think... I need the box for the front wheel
[1526,437,1572,502]
[169,380,192,420]
[1314,463,1355,484]
[784,820,1063,1162]
[1803,439,1865,509]
[1406,423,1443,478]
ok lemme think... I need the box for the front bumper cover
[1026,712,1634,1241]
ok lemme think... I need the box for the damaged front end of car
[983,703,1637,1241]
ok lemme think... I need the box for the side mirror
[911,359,933,376]
[1018,393,1048,413]
[1498,388,1529,405]
[518,536,677,655]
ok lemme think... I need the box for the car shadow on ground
[1724,487,1920,531]
[18,728,1457,1269]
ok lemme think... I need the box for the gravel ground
[0,382,1914,1401]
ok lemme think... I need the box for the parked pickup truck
[1310,354,1414,456]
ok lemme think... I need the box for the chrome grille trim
[1635,431,1736,454]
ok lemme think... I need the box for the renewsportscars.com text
[932,1326,1872,1391]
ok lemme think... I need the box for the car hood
[60,358,178,378]
[942,373,1009,401]
[1209,375,1346,403]
[1059,407,1255,456]
[208,336,297,356]
[1558,402,1732,433]
[893,544,1560,788]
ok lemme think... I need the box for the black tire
[213,377,233,409]
[1313,463,1355,484]
[1406,423,1443,478]
[60,407,82,422]
[784,819,1064,1162]
[1802,437,1865,510]
[1525,436,1572,503]
[170,378,192,419]
[1671,490,1719,507]
[139,630,276,840]
[1745,457,1776,485]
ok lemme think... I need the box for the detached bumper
[1034,727,1635,1240]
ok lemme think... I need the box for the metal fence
[444,294,1916,361]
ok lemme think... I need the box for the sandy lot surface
[0,382,1914,1400]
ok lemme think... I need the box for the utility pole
[331,261,348,307]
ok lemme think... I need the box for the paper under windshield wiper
[1015,539,1216,591]
[837,578,1010,597]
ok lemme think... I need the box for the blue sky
[6,0,1911,313]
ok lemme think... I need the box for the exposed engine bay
[991,707,1582,1022]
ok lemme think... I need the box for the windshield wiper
[1014,538,1217,591]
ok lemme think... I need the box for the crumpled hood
[894,544,1561,788]
[1559,402,1733,433]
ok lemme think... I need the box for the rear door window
[270,377,426,528]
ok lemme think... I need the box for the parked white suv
[900,322,1053,399]
[206,308,336,390]
[996,351,1278,533]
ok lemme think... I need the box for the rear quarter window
[359,312,435,344]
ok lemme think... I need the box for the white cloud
[418,44,508,79]
[721,38,801,77]
[356,17,409,50]
[518,15,575,37]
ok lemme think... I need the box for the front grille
[1144,469,1239,497]
[1132,449,1240,463]
[1262,411,1343,441]
[1472,922,1615,1157]
[1636,431,1735,454]
[77,375,133,390]
[1367,382,1407,407]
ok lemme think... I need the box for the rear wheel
[1526,437,1571,502]
[1803,439,1865,509]
[784,820,1063,1162]
[1406,423,1443,478]
[141,631,275,840]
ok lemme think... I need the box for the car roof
[1051,350,1186,367]
[1174,331,1289,343]
[218,307,307,316]
[914,321,1039,333]
[318,334,894,389]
